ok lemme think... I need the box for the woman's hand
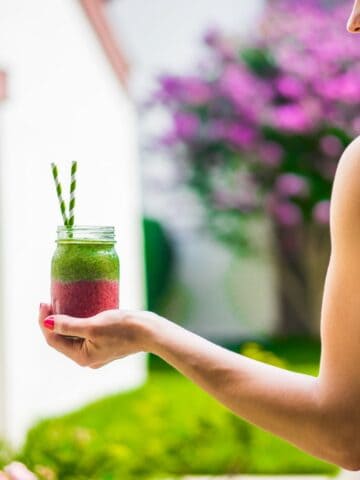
[39,303,158,368]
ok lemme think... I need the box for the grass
[19,339,338,480]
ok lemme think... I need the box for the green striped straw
[68,161,77,227]
[51,162,68,226]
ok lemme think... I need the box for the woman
[348,0,360,31]
[39,0,360,471]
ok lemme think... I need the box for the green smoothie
[51,227,120,317]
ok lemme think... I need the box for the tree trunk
[273,223,331,336]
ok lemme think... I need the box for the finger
[39,303,55,343]
[38,303,52,326]
[42,314,89,338]
[39,305,56,343]
[44,332,87,365]
[38,309,88,365]
[89,362,107,369]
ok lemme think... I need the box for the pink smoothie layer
[52,279,119,317]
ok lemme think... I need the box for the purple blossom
[182,78,212,105]
[316,72,360,104]
[313,200,330,225]
[275,76,306,99]
[208,120,227,140]
[203,28,236,61]
[156,76,211,105]
[159,130,178,147]
[219,64,270,111]
[219,65,249,105]
[203,27,220,47]
[320,135,342,157]
[270,104,315,133]
[224,124,257,149]
[276,48,319,81]
[156,75,183,102]
[213,190,257,212]
[173,112,199,140]
[150,0,356,233]
[271,201,303,227]
[352,117,360,134]
[275,173,309,197]
[258,142,283,167]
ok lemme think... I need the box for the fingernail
[40,303,46,309]
[44,317,55,330]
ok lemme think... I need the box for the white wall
[0,0,145,445]
[0,110,6,440]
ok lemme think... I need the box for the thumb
[43,314,89,338]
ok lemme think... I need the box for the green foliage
[20,368,337,480]
[262,336,321,367]
[240,47,277,77]
[240,342,288,368]
[149,336,321,373]
[0,439,13,469]
[143,217,175,312]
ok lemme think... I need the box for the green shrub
[20,370,337,480]
[240,342,288,368]
[0,439,13,469]
[143,217,175,312]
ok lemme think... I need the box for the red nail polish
[44,317,55,330]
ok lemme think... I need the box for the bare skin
[348,0,360,32]
[39,137,360,470]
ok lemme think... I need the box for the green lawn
[18,339,338,480]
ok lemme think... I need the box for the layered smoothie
[51,228,119,317]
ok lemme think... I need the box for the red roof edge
[79,0,129,89]
[0,71,7,101]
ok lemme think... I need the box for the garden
[0,0,358,478]
[2,340,337,479]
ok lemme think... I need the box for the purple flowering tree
[150,0,360,335]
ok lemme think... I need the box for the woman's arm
[145,318,329,461]
[40,138,360,470]
[152,138,360,468]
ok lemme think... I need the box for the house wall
[0,98,6,442]
[0,0,145,445]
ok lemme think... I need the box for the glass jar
[51,226,119,317]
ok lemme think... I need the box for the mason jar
[51,226,120,317]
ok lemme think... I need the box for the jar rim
[57,225,115,232]
[57,225,116,242]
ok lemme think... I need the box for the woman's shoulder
[331,136,360,221]
[335,136,360,180]
[341,136,360,162]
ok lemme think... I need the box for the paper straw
[68,161,77,227]
[51,162,68,226]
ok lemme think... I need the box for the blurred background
[0,0,358,478]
